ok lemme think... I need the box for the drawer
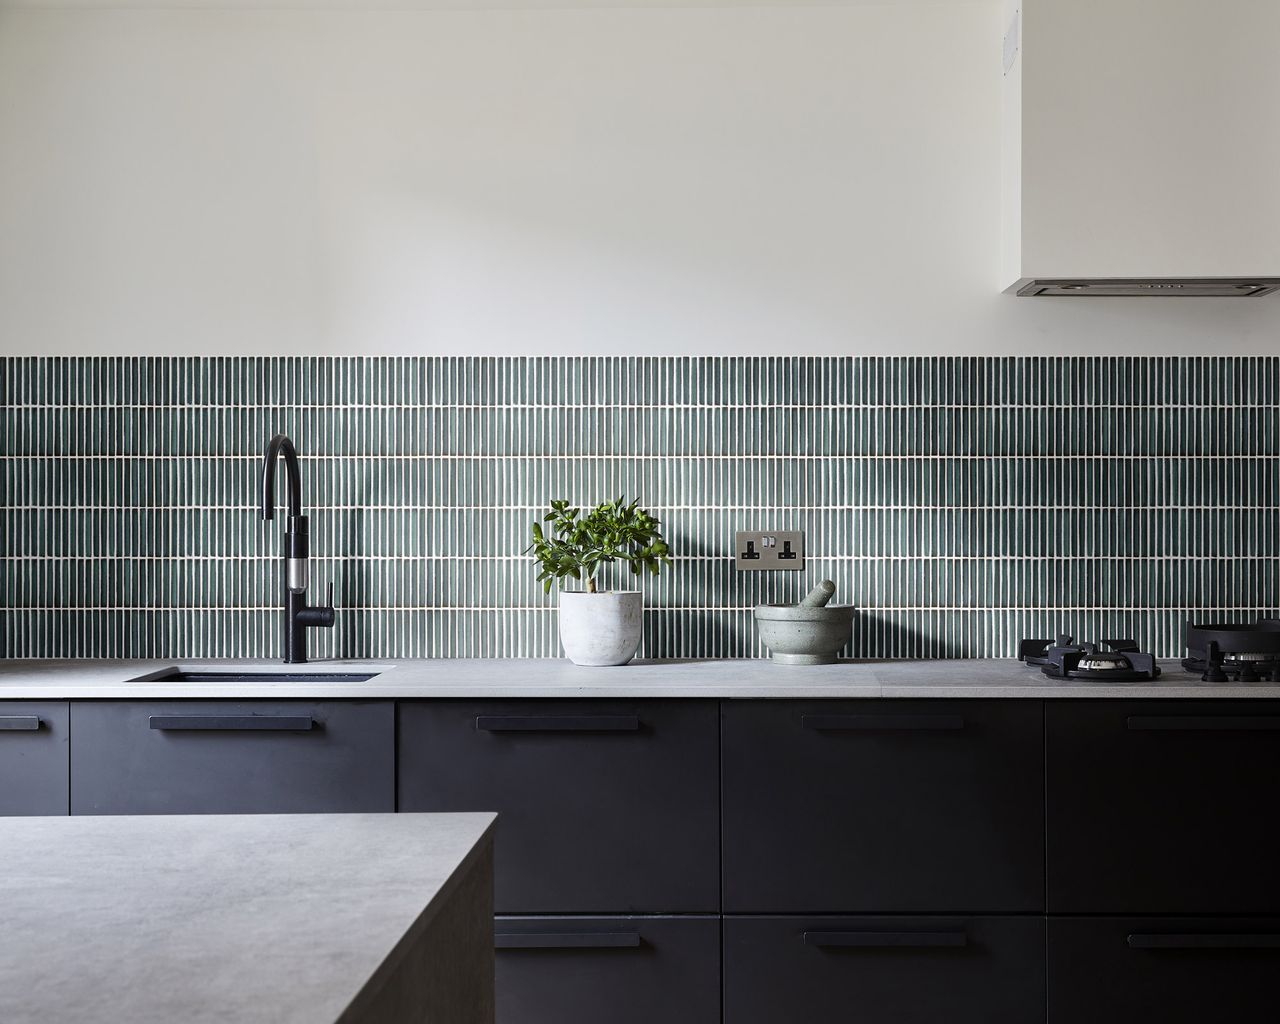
[722,700,1045,912]
[1047,700,1280,912]
[0,701,69,815]
[70,700,394,814]
[1048,917,1280,1024]
[724,915,1045,1024]
[495,916,719,1024]
[399,700,719,913]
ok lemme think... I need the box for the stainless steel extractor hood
[1016,279,1280,298]
[1001,0,1280,297]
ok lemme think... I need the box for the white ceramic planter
[558,591,643,666]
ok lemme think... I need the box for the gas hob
[1184,619,1280,682]
[1018,636,1161,682]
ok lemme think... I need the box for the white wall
[1,0,1277,357]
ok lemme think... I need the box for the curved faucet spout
[258,433,334,663]
[260,434,302,520]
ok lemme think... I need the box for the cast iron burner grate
[1018,635,1161,682]
[1184,619,1280,682]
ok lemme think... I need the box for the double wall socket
[735,530,805,571]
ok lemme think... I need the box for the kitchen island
[0,813,495,1024]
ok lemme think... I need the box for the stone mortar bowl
[754,603,856,665]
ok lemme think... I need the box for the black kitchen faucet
[259,434,335,663]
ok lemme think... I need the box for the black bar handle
[1128,934,1280,949]
[0,716,41,731]
[803,714,965,732]
[1127,716,1280,732]
[495,932,641,950]
[805,931,968,949]
[476,715,640,733]
[149,715,314,731]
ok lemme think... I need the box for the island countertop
[0,813,496,1024]
[1,657,1279,698]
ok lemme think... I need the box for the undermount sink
[129,668,382,683]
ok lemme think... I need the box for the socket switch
[735,530,805,571]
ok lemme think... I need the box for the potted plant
[527,497,672,666]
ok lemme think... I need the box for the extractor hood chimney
[1001,0,1280,297]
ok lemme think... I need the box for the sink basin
[130,668,381,683]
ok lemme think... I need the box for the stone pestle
[799,580,836,608]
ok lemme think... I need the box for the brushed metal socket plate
[735,530,805,571]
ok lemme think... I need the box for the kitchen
[2,0,1279,1022]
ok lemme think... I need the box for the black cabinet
[0,701,69,815]
[1047,700,1280,913]
[495,916,719,1024]
[24,687,1280,1023]
[70,700,394,814]
[1048,917,1280,1024]
[724,915,1045,1024]
[722,700,1045,912]
[399,700,719,913]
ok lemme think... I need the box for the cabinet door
[722,700,1044,912]
[1047,700,1280,912]
[724,915,1045,1024]
[70,701,393,814]
[1048,917,1280,1024]
[399,700,719,913]
[0,701,69,815]
[495,916,719,1024]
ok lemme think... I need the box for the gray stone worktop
[1,657,1279,698]
[0,812,496,1024]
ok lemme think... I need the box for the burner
[1042,642,1160,682]
[1018,635,1158,681]
[1018,635,1141,668]
[1184,619,1280,682]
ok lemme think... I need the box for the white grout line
[2,606,1267,614]
[5,504,1278,513]
[6,403,1280,411]
[6,454,1280,460]
[7,554,1280,562]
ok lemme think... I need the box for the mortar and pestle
[754,580,855,665]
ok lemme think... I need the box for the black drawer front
[399,700,719,913]
[722,700,1045,912]
[0,701,69,816]
[1047,700,1280,912]
[724,915,1045,1024]
[70,700,394,814]
[1049,917,1280,1024]
[495,916,719,1024]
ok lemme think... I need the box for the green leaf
[527,495,671,595]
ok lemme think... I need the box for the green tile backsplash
[2,356,1277,660]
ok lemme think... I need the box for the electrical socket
[735,530,805,571]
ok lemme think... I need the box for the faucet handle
[299,580,337,630]
[320,581,336,628]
